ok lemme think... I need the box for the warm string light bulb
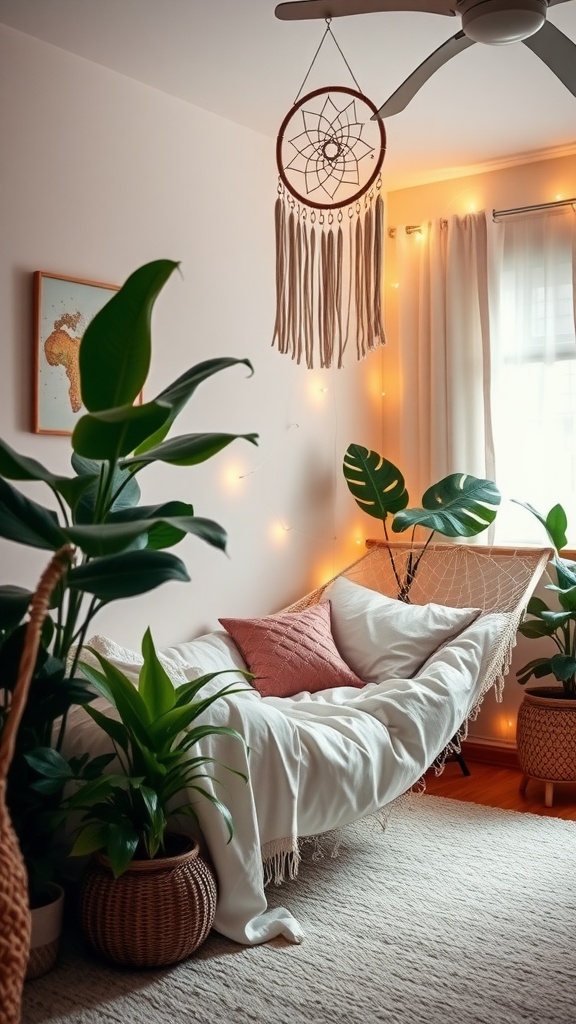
[221,463,245,492]
[270,521,291,545]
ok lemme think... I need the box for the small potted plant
[514,501,576,805]
[0,258,258,979]
[30,627,250,967]
[343,443,501,600]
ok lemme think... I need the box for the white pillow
[161,631,259,700]
[80,634,188,685]
[324,576,480,682]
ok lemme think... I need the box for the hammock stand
[286,540,552,766]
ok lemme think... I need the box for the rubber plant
[343,444,501,602]
[514,501,576,698]
[0,259,258,903]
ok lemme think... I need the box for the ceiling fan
[275,0,576,117]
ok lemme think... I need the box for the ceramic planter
[26,883,64,980]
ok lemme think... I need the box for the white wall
[0,24,383,650]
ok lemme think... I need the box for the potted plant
[514,501,576,805]
[29,626,250,967]
[0,259,258,975]
[343,443,501,600]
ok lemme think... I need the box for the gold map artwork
[44,311,83,413]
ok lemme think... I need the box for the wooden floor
[424,759,576,821]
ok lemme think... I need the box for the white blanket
[62,611,508,946]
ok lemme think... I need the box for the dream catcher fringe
[273,20,387,369]
[272,183,385,368]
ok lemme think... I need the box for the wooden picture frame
[33,271,119,435]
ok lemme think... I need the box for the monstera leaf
[393,474,501,538]
[343,445,408,521]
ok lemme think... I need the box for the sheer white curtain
[488,207,576,543]
[395,213,495,501]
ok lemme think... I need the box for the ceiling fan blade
[275,0,455,20]
[372,31,475,118]
[522,22,576,99]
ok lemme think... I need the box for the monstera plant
[343,444,501,601]
[0,259,258,906]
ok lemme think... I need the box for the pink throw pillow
[219,602,364,698]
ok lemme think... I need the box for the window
[489,210,576,544]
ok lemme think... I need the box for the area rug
[22,795,576,1024]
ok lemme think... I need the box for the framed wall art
[33,271,119,435]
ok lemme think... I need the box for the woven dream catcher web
[273,20,387,369]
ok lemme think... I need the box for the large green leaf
[135,358,254,455]
[80,655,154,739]
[0,438,98,510]
[84,704,130,753]
[72,400,172,462]
[79,260,179,412]
[110,500,194,551]
[72,454,141,525]
[107,821,141,879]
[0,479,67,550]
[63,514,226,557]
[552,586,576,613]
[122,432,258,470]
[67,550,190,601]
[342,444,409,521]
[516,657,554,686]
[518,619,556,639]
[0,585,33,631]
[0,438,55,483]
[392,474,501,537]
[550,654,576,682]
[553,557,576,591]
[512,501,568,552]
[138,628,177,722]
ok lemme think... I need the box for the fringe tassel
[262,837,301,887]
[272,197,286,354]
[355,213,365,360]
[373,194,385,343]
[272,183,386,368]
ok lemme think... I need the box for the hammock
[54,541,552,948]
[285,540,552,753]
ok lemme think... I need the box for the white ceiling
[1,0,575,190]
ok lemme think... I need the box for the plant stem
[382,518,404,597]
[68,596,101,679]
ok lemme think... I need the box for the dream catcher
[273,20,387,369]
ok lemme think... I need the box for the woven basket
[517,686,576,783]
[80,838,218,968]
[0,547,74,1022]
[0,783,31,1024]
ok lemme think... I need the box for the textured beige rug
[22,795,576,1024]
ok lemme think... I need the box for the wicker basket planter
[80,838,217,968]
[517,686,576,807]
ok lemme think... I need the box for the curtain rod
[492,197,576,220]
[387,197,576,237]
